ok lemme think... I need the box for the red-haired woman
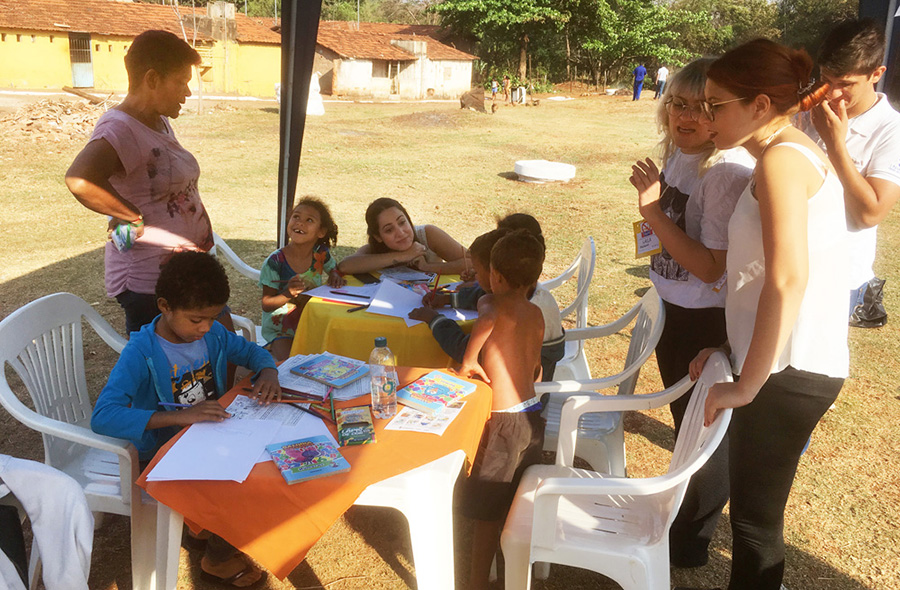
[688,39,848,590]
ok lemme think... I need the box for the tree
[564,0,699,86]
[776,0,857,54]
[669,0,779,57]
[431,0,566,79]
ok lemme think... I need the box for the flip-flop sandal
[200,563,266,588]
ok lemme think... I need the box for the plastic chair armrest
[230,314,258,343]
[213,232,261,281]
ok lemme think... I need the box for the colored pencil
[328,386,336,420]
[346,304,368,313]
[285,402,337,425]
[158,402,192,409]
[330,290,370,300]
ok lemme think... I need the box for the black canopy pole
[278,0,323,248]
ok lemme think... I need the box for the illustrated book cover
[397,371,477,416]
[265,435,350,485]
[289,352,370,388]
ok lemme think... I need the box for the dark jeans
[115,290,160,336]
[656,301,729,567]
[727,366,842,590]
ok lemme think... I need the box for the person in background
[803,18,900,327]
[66,30,223,336]
[687,39,848,590]
[259,197,344,361]
[630,57,753,570]
[634,63,648,100]
[502,75,511,102]
[337,198,469,275]
[491,77,499,101]
[655,65,670,99]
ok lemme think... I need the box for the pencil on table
[329,386,336,420]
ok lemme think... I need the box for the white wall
[424,60,473,99]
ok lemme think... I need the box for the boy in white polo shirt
[803,18,900,326]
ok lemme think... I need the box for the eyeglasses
[699,97,748,121]
[665,97,704,121]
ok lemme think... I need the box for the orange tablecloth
[289,275,474,367]
[138,367,492,580]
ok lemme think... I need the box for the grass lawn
[1,94,898,589]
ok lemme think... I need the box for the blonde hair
[656,57,722,176]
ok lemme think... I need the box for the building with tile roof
[313,20,478,100]
[0,0,281,97]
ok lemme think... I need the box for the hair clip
[797,78,816,95]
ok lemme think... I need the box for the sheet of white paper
[303,283,380,305]
[146,419,280,482]
[226,395,306,425]
[384,400,466,436]
[436,308,479,322]
[378,267,435,282]
[368,278,431,326]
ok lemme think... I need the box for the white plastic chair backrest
[669,351,732,476]
[0,293,126,466]
[212,232,261,282]
[614,286,664,396]
[539,237,595,329]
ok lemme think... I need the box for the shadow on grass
[343,506,417,587]
[497,171,519,181]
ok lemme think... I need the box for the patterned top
[91,109,213,297]
[258,245,337,344]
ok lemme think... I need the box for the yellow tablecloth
[290,276,473,368]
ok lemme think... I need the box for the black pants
[727,366,842,590]
[115,290,160,336]
[656,300,729,567]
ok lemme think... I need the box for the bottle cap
[374,336,387,348]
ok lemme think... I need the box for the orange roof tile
[0,0,280,44]
[316,20,476,61]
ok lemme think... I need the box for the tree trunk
[518,34,528,80]
[565,30,571,81]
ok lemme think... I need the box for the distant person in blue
[633,63,648,100]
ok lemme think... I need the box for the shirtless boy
[458,229,545,590]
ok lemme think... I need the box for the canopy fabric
[278,0,323,248]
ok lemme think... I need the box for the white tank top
[726,142,849,378]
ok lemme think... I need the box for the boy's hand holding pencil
[249,367,282,404]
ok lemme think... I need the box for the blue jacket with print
[91,318,276,460]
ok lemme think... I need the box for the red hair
[708,38,828,114]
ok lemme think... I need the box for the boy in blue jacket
[92,251,279,586]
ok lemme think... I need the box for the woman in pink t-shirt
[66,30,216,335]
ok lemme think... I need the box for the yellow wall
[0,29,71,89]
[234,43,279,98]
[0,28,279,97]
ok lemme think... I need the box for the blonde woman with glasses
[629,57,754,570]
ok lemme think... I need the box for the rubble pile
[0,97,116,141]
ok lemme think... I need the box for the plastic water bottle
[369,336,398,419]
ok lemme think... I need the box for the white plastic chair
[211,232,264,343]
[501,352,733,590]
[540,237,595,344]
[0,293,157,590]
[535,286,665,475]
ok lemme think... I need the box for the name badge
[633,220,661,258]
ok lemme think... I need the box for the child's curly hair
[294,196,338,248]
[156,251,230,310]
